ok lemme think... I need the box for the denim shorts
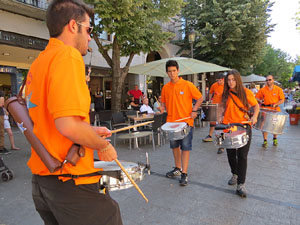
[170,127,193,151]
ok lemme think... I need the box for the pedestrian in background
[0,91,10,155]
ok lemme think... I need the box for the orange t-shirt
[255,85,284,111]
[223,88,258,124]
[209,82,224,104]
[161,78,202,126]
[25,38,100,185]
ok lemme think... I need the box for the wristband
[100,142,110,153]
[192,110,198,112]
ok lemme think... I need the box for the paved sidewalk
[1,119,300,225]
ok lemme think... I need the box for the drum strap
[229,92,253,117]
[56,170,122,180]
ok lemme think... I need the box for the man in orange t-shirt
[24,1,122,224]
[255,75,285,148]
[161,60,203,186]
[202,73,225,154]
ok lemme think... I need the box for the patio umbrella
[241,74,266,83]
[129,57,230,77]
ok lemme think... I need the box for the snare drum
[254,108,288,134]
[161,122,190,141]
[94,161,146,191]
[201,103,220,122]
[215,129,249,149]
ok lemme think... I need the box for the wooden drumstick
[110,121,154,134]
[115,159,149,203]
[175,116,191,122]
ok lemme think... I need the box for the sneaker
[273,139,278,146]
[0,148,11,155]
[217,148,224,154]
[202,135,213,142]
[228,174,238,185]
[179,173,188,186]
[166,167,182,178]
[262,140,268,148]
[236,183,247,198]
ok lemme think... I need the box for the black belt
[48,170,122,180]
[261,104,273,107]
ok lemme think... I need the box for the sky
[267,0,300,59]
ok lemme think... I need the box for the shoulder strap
[229,92,249,115]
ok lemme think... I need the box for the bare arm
[191,96,204,119]
[250,104,260,125]
[55,116,117,161]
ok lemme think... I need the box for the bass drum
[253,108,288,134]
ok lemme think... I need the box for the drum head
[161,122,187,131]
[94,161,137,171]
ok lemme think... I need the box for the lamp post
[188,29,196,59]
[188,29,197,85]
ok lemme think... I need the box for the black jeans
[32,175,123,225]
[226,125,252,184]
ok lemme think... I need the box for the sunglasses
[266,79,273,82]
[76,22,93,34]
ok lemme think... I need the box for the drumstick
[110,121,154,134]
[175,117,191,122]
[115,159,149,203]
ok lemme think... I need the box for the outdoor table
[125,114,154,149]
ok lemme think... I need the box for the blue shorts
[170,127,193,151]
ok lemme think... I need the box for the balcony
[0,0,47,21]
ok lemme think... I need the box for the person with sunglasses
[255,75,285,148]
[24,1,122,224]
[221,69,259,197]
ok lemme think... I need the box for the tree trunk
[111,41,127,112]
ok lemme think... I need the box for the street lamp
[188,29,196,58]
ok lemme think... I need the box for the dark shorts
[170,127,193,151]
[32,175,123,225]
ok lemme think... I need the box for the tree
[180,0,274,74]
[85,0,184,112]
[252,44,295,88]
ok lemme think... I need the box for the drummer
[160,60,203,186]
[221,69,259,197]
[255,75,285,148]
[202,72,225,154]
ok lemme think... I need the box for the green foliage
[85,0,184,111]
[180,0,274,74]
[87,0,183,56]
[252,44,297,88]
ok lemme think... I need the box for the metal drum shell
[253,109,288,135]
[215,130,249,149]
[201,103,220,122]
[94,161,145,191]
[161,122,190,141]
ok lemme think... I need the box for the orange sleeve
[278,86,285,100]
[189,81,202,100]
[255,88,263,100]
[209,83,216,94]
[245,88,258,107]
[48,49,90,120]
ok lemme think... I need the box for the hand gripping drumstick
[175,116,191,122]
[115,159,149,203]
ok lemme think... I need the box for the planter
[289,114,299,125]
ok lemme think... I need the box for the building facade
[0,0,188,108]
